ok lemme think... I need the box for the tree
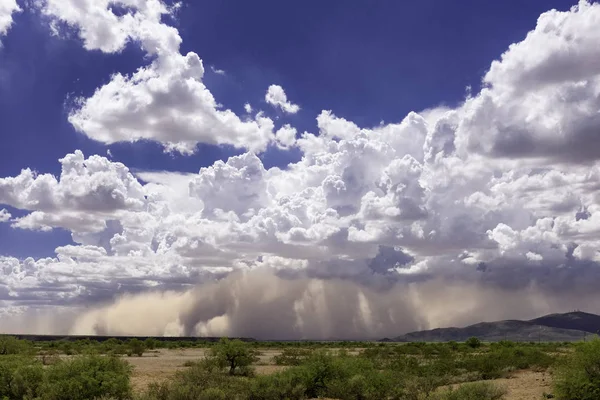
[209,338,258,375]
[466,337,482,349]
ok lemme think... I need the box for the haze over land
[2,1,600,339]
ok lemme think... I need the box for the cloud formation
[265,84,300,114]
[2,1,600,338]
[40,0,275,154]
[0,150,145,233]
[459,0,600,162]
[0,0,20,41]
[0,208,10,222]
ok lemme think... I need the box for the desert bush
[127,339,146,357]
[59,341,76,356]
[460,346,553,380]
[102,338,124,354]
[272,348,311,366]
[432,381,507,400]
[447,341,459,351]
[40,354,133,400]
[249,370,308,400]
[198,387,228,400]
[250,350,411,400]
[0,336,33,355]
[465,337,482,349]
[208,338,258,376]
[144,338,159,350]
[0,355,44,400]
[553,339,600,400]
[138,382,171,400]
[138,363,249,400]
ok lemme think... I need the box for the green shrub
[199,387,227,400]
[272,348,311,366]
[144,338,159,350]
[0,355,44,400]
[432,381,507,400]
[101,338,123,354]
[249,371,307,400]
[251,350,410,400]
[554,339,600,400]
[139,362,249,400]
[60,342,76,356]
[128,339,145,357]
[40,354,132,400]
[0,337,33,355]
[460,346,553,380]
[466,337,482,349]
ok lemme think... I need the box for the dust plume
[66,269,597,340]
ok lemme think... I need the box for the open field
[125,347,554,399]
[1,335,599,399]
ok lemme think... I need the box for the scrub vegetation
[0,335,598,399]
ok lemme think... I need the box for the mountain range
[384,311,600,342]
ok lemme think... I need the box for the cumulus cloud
[41,0,180,54]
[0,208,10,222]
[4,1,600,337]
[0,150,145,232]
[266,84,300,114]
[458,0,600,162]
[40,0,275,153]
[68,52,275,154]
[274,124,297,148]
[0,0,20,41]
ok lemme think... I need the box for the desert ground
[126,347,553,399]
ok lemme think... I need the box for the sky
[1,0,600,339]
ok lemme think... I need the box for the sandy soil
[491,370,552,400]
[440,370,553,400]
[127,348,208,392]
[127,348,288,392]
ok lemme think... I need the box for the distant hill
[530,311,600,334]
[388,312,600,342]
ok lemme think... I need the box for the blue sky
[3,0,600,338]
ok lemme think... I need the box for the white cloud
[0,0,20,41]
[210,65,225,75]
[41,0,276,154]
[41,0,179,54]
[244,103,252,113]
[0,208,10,222]
[265,84,300,114]
[457,0,600,162]
[275,124,297,148]
[0,150,145,232]
[69,52,275,153]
